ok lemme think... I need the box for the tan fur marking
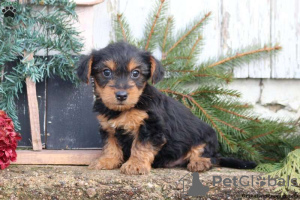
[150,56,156,84]
[108,109,148,134]
[86,56,93,84]
[185,144,212,172]
[89,115,123,170]
[97,115,114,132]
[103,60,116,71]
[127,58,139,71]
[120,140,158,175]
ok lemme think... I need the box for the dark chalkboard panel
[45,76,102,149]
[7,57,102,149]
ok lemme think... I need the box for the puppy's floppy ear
[77,55,93,84]
[149,56,164,84]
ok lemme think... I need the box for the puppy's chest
[97,109,148,135]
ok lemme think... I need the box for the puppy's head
[77,42,164,111]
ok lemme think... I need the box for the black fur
[115,128,134,161]
[77,41,256,170]
[217,157,257,169]
[93,99,121,120]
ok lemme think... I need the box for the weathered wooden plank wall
[271,0,300,78]
[222,0,271,78]
[89,0,300,79]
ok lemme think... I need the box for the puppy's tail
[211,157,257,169]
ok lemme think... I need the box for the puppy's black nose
[116,91,128,101]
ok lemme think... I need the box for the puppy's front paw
[187,158,212,172]
[88,157,122,170]
[120,159,151,175]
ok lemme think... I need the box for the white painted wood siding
[78,0,300,79]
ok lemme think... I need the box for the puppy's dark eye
[103,69,112,77]
[131,70,140,79]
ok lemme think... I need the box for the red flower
[0,110,21,170]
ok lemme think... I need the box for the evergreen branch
[165,12,211,55]
[182,97,192,109]
[295,117,300,126]
[145,0,166,50]
[207,45,281,68]
[267,149,300,194]
[1,68,4,82]
[117,14,127,41]
[190,90,240,97]
[162,17,172,54]
[244,130,274,142]
[264,157,277,161]
[163,57,191,66]
[231,104,251,108]
[164,70,232,83]
[0,0,83,129]
[161,89,234,149]
[160,89,189,98]
[252,143,265,148]
[168,69,194,73]
[114,13,136,44]
[212,105,260,122]
[214,118,246,134]
[194,74,232,83]
[169,56,191,60]
[185,35,202,66]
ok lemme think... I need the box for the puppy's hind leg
[186,144,212,172]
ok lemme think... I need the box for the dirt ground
[0,165,297,200]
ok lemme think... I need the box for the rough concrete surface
[0,165,298,200]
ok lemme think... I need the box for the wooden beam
[12,150,102,165]
[75,0,104,6]
[24,52,43,151]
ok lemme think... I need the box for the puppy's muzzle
[115,91,128,101]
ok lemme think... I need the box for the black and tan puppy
[77,42,256,175]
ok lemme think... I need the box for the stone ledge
[0,165,287,199]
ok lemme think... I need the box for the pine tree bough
[207,46,282,68]
[0,1,84,130]
[145,0,166,50]
[212,105,260,122]
[165,12,211,56]
[117,14,127,42]
[162,17,172,53]
[244,130,274,142]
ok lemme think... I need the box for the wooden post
[19,0,42,151]
[24,52,43,151]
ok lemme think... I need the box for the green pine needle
[0,0,83,130]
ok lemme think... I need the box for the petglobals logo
[1,1,18,18]
[177,173,300,198]
[212,175,299,188]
